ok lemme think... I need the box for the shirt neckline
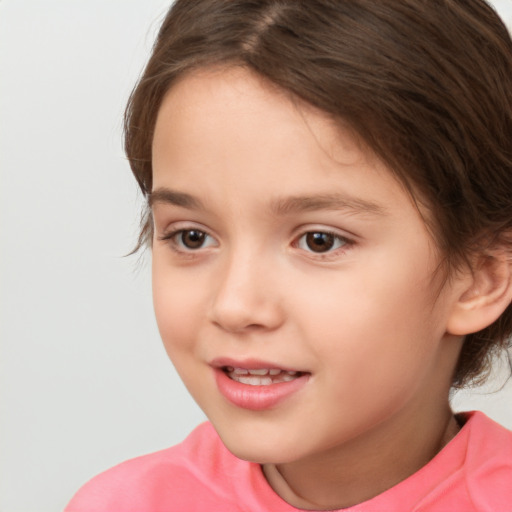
[247,411,476,512]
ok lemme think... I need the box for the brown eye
[161,227,218,253]
[297,231,347,254]
[180,229,207,249]
[305,232,335,252]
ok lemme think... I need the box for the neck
[262,402,459,510]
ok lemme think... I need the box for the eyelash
[158,227,354,258]
[158,228,217,253]
[294,230,352,257]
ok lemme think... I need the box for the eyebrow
[149,188,205,210]
[149,187,388,217]
[270,193,388,217]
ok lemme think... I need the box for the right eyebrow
[148,188,205,210]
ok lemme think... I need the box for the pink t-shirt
[65,411,512,511]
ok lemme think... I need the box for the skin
[150,66,470,509]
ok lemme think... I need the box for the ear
[447,251,512,336]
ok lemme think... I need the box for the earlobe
[447,252,512,336]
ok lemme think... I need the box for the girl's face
[151,67,464,465]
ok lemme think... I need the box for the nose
[208,251,285,334]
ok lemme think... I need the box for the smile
[223,366,302,386]
[213,361,310,410]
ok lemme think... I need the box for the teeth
[226,367,298,376]
[247,369,269,376]
[226,367,302,385]
[237,376,273,386]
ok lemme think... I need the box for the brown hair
[124,0,512,387]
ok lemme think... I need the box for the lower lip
[214,369,309,411]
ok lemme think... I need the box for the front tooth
[233,368,249,375]
[238,376,273,385]
[269,369,281,376]
[248,369,269,376]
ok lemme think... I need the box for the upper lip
[210,357,308,374]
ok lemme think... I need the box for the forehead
[151,66,428,225]
[155,66,372,164]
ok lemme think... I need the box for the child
[66,0,512,510]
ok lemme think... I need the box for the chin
[223,439,298,464]
[211,420,304,464]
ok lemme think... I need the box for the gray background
[1,1,511,511]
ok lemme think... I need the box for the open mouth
[222,366,305,386]
[214,362,311,409]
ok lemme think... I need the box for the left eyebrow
[270,193,389,217]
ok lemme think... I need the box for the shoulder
[463,412,512,510]
[65,422,247,512]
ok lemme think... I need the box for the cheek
[294,252,444,384]
[152,258,208,354]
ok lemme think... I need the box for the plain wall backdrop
[1,1,512,511]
